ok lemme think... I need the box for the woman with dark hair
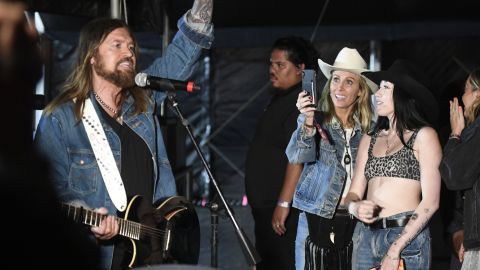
[440,68,480,270]
[344,60,442,270]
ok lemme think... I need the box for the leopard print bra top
[364,129,421,181]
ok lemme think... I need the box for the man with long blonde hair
[34,1,214,269]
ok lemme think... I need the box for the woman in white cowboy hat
[284,47,377,269]
[344,59,442,270]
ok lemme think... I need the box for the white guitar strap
[82,98,127,212]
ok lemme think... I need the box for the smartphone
[369,258,405,270]
[302,69,317,108]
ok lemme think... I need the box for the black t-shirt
[245,83,302,208]
[99,107,154,202]
[97,104,153,269]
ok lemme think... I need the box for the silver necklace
[340,125,354,165]
[93,91,117,115]
[385,131,398,155]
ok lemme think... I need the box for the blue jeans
[296,212,308,270]
[352,212,431,270]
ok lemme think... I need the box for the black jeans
[251,206,299,270]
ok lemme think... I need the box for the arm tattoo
[191,0,213,23]
[393,209,431,249]
[393,230,407,246]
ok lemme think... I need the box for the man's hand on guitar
[90,207,119,240]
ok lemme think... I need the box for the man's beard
[93,56,135,89]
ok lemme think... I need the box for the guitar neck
[61,204,142,240]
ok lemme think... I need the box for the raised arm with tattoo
[190,0,213,22]
[185,0,213,34]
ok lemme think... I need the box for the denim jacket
[441,115,480,249]
[286,114,363,219]
[34,15,214,270]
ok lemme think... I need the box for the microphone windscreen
[135,73,147,87]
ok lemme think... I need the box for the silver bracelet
[347,201,357,216]
[277,200,291,208]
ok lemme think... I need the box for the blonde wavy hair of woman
[44,18,149,120]
[465,68,480,124]
[318,75,374,132]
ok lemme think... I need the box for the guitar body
[118,195,200,268]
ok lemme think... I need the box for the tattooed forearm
[191,0,213,23]
[392,230,409,247]
[391,209,432,251]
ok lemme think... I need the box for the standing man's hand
[272,205,289,235]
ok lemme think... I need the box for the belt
[368,215,412,229]
[335,208,354,219]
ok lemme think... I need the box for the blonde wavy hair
[318,73,374,132]
[465,68,480,124]
[44,18,149,120]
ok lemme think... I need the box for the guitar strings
[62,203,183,240]
[119,219,167,239]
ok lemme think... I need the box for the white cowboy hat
[318,47,378,92]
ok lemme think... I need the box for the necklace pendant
[330,232,335,244]
[344,153,351,165]
[116,115,123,124]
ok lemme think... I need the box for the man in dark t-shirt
[245,37,319,270]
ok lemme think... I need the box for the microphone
[134,72,200,92]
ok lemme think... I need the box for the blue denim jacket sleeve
[286,114,317,164]
[141,14,213,200]
[145,14,214,103]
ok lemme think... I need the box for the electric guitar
[61,195,200,268]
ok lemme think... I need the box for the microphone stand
[208,201,219,267]
[166,93,261,267]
